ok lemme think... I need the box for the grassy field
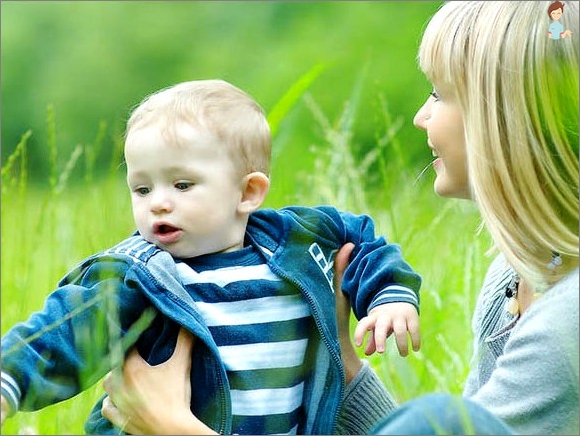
[1,98,492,434]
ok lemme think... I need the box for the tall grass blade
[1,130,31,196]
[46,104,58,194]
[84,120,108,184]
[267,63,325,140]
[54,144,84,195]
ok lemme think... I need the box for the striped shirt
[177,245,313,434]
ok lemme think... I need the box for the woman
[102,1,579,434]
[371,1,578,434]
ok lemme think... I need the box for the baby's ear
[238,172,270,213]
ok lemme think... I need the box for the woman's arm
[334,243,399,435]
[334,243,364,384]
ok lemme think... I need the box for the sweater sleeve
[335,360,398,434]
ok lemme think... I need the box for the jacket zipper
[268,263,345,434]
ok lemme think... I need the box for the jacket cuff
[1,371,21,418]
[368,285,420,314]
[335,360,398,434]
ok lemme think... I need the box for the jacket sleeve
[250,205,421,320]
[0,257,153,415]
[336,208,422,320]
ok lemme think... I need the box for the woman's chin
[434,179,469,199]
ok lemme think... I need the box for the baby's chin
[139,234,184,258]
[157,243,210,260]
[141,232,242,259]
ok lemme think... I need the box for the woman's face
[413,85,471,199]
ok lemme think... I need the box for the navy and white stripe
[178,246,312,435]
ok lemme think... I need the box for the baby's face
[125,122,246,258]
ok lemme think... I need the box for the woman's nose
[413,101,430,130]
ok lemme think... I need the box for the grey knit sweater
[338,255,579,435]
[465,255,579,435]
[336,360,398,434]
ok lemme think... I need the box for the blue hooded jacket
[1,205,421,434]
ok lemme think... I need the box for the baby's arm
[353,302,420,357]
[1,258,149,418]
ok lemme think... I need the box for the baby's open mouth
[156,224,179,234]
[153,223,183,245]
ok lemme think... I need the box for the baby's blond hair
[126,79,271,176]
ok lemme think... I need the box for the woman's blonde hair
[419,1,579,290]
[126,79,271,176]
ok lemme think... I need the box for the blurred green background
[4,3,498,434]
[1,3,504,434]
[1,1,442,185]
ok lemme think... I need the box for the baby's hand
[353,302,420,357]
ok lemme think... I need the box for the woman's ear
[238,172,270,213]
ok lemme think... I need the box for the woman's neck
[516,278,537,314]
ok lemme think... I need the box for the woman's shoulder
[474,267,579,435]
[527,267,579,323]
[511,267,579,360]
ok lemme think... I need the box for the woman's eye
[429,91,440,101]
[175,182,192,191]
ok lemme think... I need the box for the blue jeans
[370,393,515,435]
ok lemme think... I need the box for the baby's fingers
[354,316,378,355]
[408,318,421,352]
[353,316,374,347]
[371,317,394,354]
[393,319,410,357]
[364,333,377,356]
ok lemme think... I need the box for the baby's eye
[175,182,193,191]
[135,187,150,196]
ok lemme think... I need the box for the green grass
[1,95,492,434]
